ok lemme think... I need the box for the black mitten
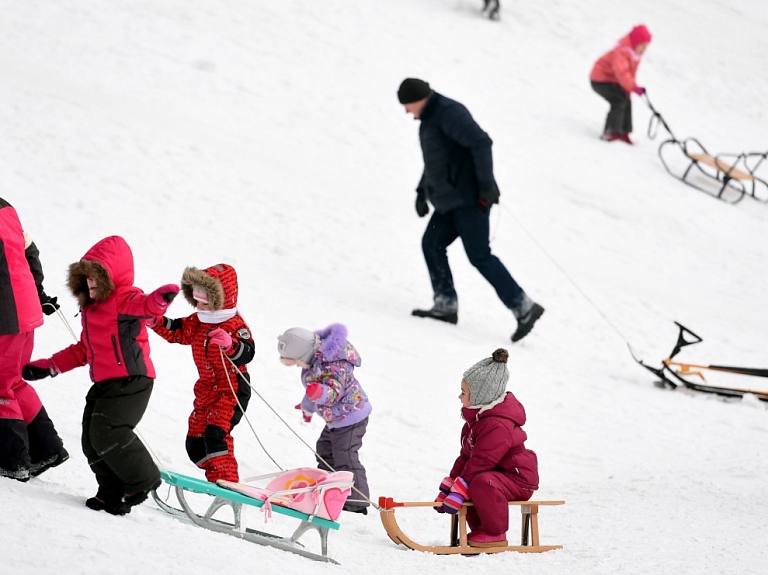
[415,189,429,218]
[40,294,60,316]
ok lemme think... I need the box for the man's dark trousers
[422,205,524,310]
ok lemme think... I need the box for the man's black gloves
[478,186,500,213]
[416,189,430,218]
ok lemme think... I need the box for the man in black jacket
[398,78,544,342]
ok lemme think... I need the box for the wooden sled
[152,469,352,564]
[658,137,768,203]
[378,496,564,555]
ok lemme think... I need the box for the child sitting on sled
[434,348,539,547]
[277,323,371,514]
[151,264,254,483]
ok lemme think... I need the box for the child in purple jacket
[435,348,539,547]
[277,323,371,514]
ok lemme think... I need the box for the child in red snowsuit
[590,24,652,144]
[151,264,253,483]
[434,348,539,548]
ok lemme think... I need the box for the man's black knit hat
[397,78,432,104]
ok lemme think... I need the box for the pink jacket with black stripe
[51,236,168,383]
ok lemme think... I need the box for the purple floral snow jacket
[299,323,371,429]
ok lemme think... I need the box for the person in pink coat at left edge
[590,24,652,144]
[23,235,180,516]
[434,348,539,548]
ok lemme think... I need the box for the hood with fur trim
[67,236,134,309]
[180,263,238,311]
[314,323,361,366]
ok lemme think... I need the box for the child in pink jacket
[590,24,652,144]
[434,348,538,548]
[23,235,179,515]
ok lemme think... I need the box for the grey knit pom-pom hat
[462,348,510,406]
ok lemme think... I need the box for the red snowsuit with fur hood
[152,264,254,482]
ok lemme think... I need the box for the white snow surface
[2,1,767,574]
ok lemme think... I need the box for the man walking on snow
[397,78,544,343]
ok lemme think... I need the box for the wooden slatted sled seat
[378,496,565,555]
[152,468,354,564]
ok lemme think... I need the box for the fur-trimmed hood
[180,263,238,311]
[67,236,134,309]
[314,323,361,366]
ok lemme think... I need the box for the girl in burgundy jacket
[435,348,539,548]
[23,235,179,515]
[590,24,652,144]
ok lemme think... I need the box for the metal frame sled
[152,469,352,564]
[378,496,564,555]
[632,322,768,402]
[645,94,768,204]
[658,137,768,204]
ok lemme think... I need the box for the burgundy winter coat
[0,198,44,335]
[450,392,539,491]
[51,236,165,382]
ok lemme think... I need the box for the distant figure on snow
[483,0,500,20]
[434,348,538,547]
[23,235,179,515]
[590,24,652,144]
[0,197,68,482]
[277,323,371,514]
[151,264,254,483]
[397,77,545,343]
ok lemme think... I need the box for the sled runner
[378,496,564,554]
[645,94,768,203]
[632,322,768,402]
[152,468,354,564]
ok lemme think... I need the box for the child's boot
[467,530,508,547]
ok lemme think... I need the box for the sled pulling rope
[631,322,768,402]
[377,496,564,554]
[644,92,768,203]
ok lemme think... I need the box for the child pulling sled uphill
[435,348,538,547]
[151,264,254,483]
[590,24,652,144]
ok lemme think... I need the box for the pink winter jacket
[590,34,642,94]
[0,199,44,335]
[450,392,539,491]
[51,236,167,383]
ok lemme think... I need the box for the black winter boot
[511,302,545,342]
[0,465,30,482]
[124,478,162,507]
[86,496,131,516]
[30,447,69,478]
[412,307,458,324]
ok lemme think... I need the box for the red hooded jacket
[450,392,539,491]
[590,34,643,94]
[51,236,167,382]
